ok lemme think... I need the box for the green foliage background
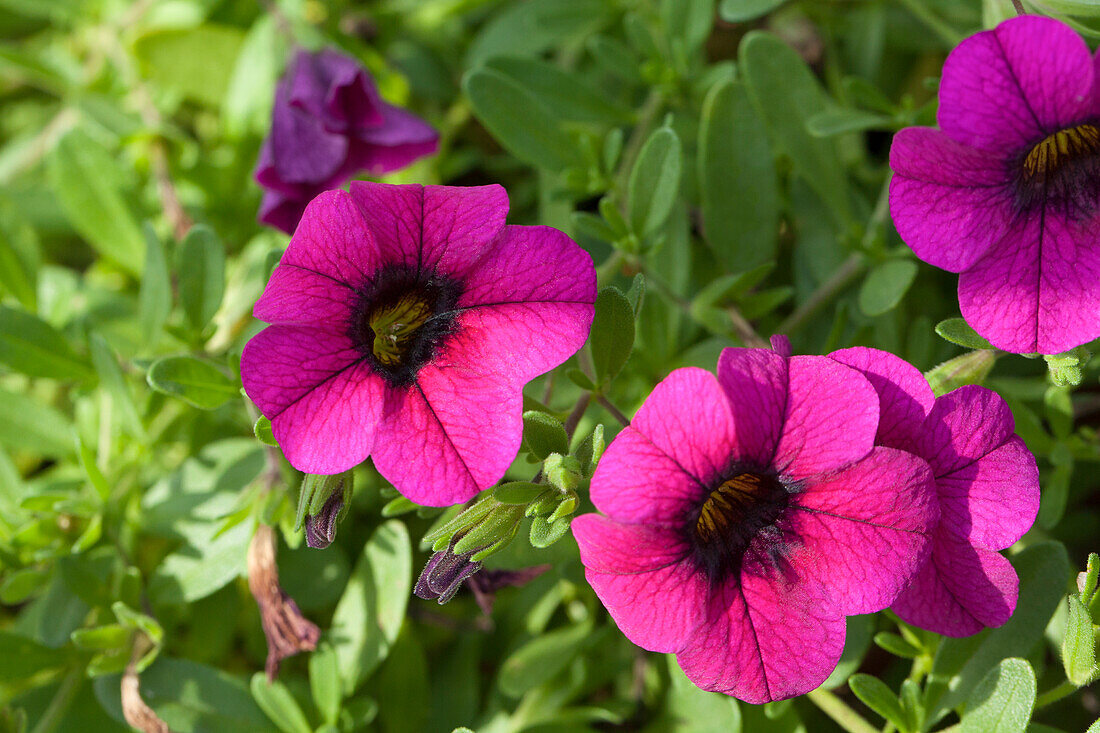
[0,0,1098,731]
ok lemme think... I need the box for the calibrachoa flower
[829,348,1040,636]
[571,340,939,702]
[890,15,1100,354]
[241,183,596,506]
[255,48,439,234]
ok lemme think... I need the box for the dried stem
[121,636,170,733]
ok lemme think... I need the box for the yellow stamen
[696,473,770,544]
[1023,124,1100,180]
[369,294,431,366]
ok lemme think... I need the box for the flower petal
[369,340,522,506]
[938,15,1094,152]
[253,264,356,327]
[958,210,1100,354]
[572,515,706,653]
[773,356,879,479]
[267,189,383,294]
[675,571,845,703]
[892,539,1018,637]
[787,447,937,614]
[829,346,934,452]
[937,436,1039,550]
[715,347,787,468]
[241,325,383,474]
[348,182,509,279]
[589,368,733,525]
[889,127,1013,273]
[451,224,596,381]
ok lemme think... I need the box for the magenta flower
[255,48,439,234]
[571,344,938,702]
[241,183,596,506]
[890,15,1100,354]
[829,348,1040,636]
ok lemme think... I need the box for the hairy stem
[1034,678,1080,710]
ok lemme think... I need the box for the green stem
[1034,678,1079,710]
[615,89,665,194]
[807,689,882,733]
[595,394,631,428]
[30,670,81,733]
[775,252,865,336]
[894,0,964,46]
[564,392,592,441]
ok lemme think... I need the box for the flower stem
[616,90,666,194]
[596,394,631,427]
[806,689,881,733]
[775,252,865,337]
[1034,678,1079,710]
[564,392,592,441]
[30,670,81,733]
[894,0,964,46]
[1011,0,1027,14]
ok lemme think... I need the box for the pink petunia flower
[571,342,939,702]
[241,183,596,506]
[829,347,1040,636]
[890,15,1100,354]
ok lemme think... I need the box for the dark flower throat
[349,265,461,387]
[1014,122,1100,217]
[689,470,790,584]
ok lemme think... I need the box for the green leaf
[807,109,893,137]
[931,542,1070,716]
[849,675,907,731]
[628,126,682,237]
[47,128,144,275]
[961,658,1036,733]
[823,615,874,689]
[529,515,571,548]
[493,481,547,505]
[178,225,226,332]
[0,202,39,309]
[666,655,742,732]
[309,643,342,726]
[89,333,144,438]
[467,0,613,66]
[376,632,429,733]
[858,260,918,316]
[484,57,630,124]
[250,674,312,733]
[935,318,995,350]
[590,286,635,386]
[0,387,75,457]
[698,79,778,271]
[1062,594,1097,686]
[463,67,583,172]
[740,32,851,225]
[522,411,569,460]
[0,566,50,604]
[498,620,595,697]
[662,0,716,53]
[0,305,93,380]
[133,26,246,107]
[331,520,412,695]
[1089,718,1100,733]
[874,631,921,659]
[139,223,172,347]
[223,15,281,138]
[112,601,164,645]
[719,0,786,22]
[148,520,252,605]
[254,416,277,447]
[146,355,238,410]
[0,630,70,681]
[71,624,130,651]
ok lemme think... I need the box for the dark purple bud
[305,491,343,549]
[254,47,439,234]
[468,565,551,616]
[414,542,483,605]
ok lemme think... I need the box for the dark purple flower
[255,48,438,233]
[415,542,483,604]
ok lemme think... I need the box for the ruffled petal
[773,356,879,479]
[348,182,509,280]
[241,325,383,474]
[889,127,1014,273]
[892,539,1018,637]
[589,368,734,525]
[675,571,845,704]
[715,347,788,468]
[787,447,938,614]
[571,515,706,653]
[828,346,934,452]
[958,210,1100,354]
[938,15,1094,152]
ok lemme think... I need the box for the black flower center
[1014,122,1100,217]
[688,470,790,584]
[349,265,461,387]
